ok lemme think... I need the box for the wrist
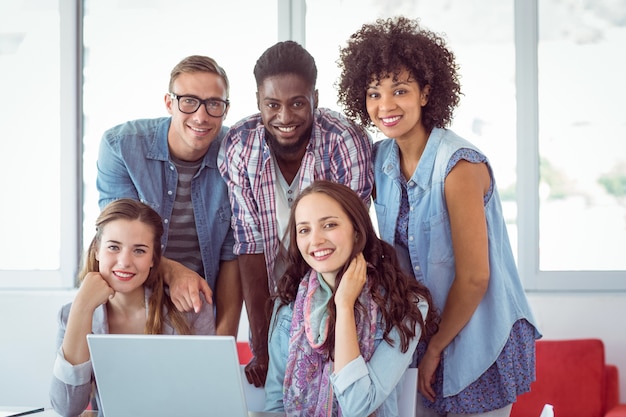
[426,335,446,356]
[161,257,174,285]
[335,303,355,315]
[70,299,97,317]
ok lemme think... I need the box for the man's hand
[162,257,213,313]
[244,349,268,387]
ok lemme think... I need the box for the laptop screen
[87,334,249,417]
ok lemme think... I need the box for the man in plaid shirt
[218,41,373,387]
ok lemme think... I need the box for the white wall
[0,290,624,408]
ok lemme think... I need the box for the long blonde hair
[79,199,191,335]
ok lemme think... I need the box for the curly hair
[337,16,461,132]
[274,181,439,359]
[80,199,192,335]
[254,40,317,88]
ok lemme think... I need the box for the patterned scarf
[283,269,378,416]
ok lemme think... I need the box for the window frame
[1,0,624,291]
[0,0,80,289]
[514,0,626,291]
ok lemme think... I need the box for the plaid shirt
[218,108,373,285]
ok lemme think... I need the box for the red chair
[511,339,626,417]
[237,341,253,365]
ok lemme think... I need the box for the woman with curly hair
[337,16,541,416]
[264,180,438,416]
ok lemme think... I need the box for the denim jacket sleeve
[95,118,172,210]
[263,301,292,412]
[330,298,428,417]
[96,130,142,210]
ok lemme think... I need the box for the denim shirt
[373,128,539,397]
[96,117,236,291]
[264,297,428,416]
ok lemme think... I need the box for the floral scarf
[283,269,378,416]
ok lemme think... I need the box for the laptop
[87,334,281,417]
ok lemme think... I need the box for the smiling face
[365,68,430,142]
[165,71,229,161]
[257,73,318,158]
[95,218,155,295]
[294,192,355,287]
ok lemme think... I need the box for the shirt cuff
[53,346,92,386]
[331,355,368,395]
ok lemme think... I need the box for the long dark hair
[80,199,192,335]
[274,181,438,358]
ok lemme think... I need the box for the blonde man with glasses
[96,55,242,338]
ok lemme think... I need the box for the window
[2,0,624,291]
[306,0,626,291]
[537,0,626,272]
[0,0,78,288]
[307,2,518,255]
[518,0,626,291]
[81,0,278,250]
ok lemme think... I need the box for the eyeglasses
[169,93,229,117]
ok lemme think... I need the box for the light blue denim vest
[373,128,539,396]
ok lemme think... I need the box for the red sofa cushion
[511,339,606,417]
[606,365,620,411]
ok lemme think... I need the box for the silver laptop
[87,334,280,417]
